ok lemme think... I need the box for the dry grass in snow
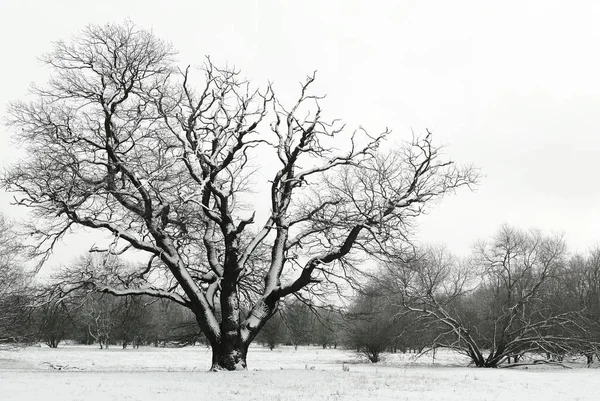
[0,345,598,400]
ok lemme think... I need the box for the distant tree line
[32,291,200,349]
[254,299,341,350]
[1,212,599,368]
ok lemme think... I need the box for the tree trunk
[191,258,279,371]
[210,341,249,371]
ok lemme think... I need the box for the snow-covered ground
[1,345,598,400]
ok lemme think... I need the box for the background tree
[559,250,600,362]
[391,228,598,367]
[80,293,119,349]
[342,284,401,363]
[35,297,73,348]
[281,300,313,349]
[2,21,477,370]
[144,298,200,347]
[254,310,286,350]
[0,213,32,343]
[388,310,436,354]
[312,308,341,349]
[113,295,150,348]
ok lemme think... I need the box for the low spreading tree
[2,21,477,370]
[389,228,599,367]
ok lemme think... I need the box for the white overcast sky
[1,0,599,261]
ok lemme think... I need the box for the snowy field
[1,345,598,400]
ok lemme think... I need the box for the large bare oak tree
[2,22,477,370]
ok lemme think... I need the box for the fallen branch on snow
[500,360,572,369]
